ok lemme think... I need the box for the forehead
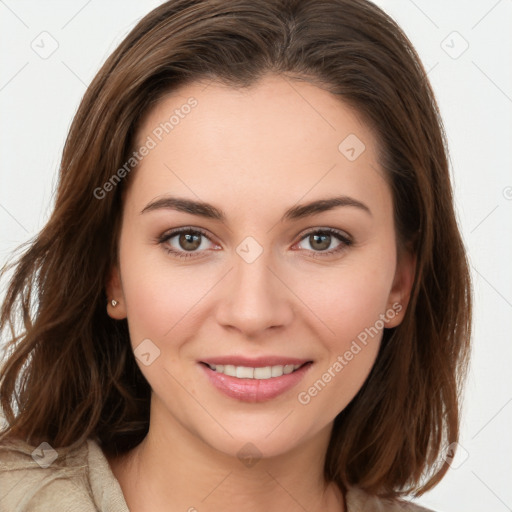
[128,74,390,221]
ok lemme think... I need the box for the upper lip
[200,356,313,367]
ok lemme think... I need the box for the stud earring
[111,299,118,307]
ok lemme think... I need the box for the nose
[214,248,294,338]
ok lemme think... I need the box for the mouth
[198,359,313,402]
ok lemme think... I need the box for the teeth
[208,363,302,379]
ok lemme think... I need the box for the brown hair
[0,0,471,500]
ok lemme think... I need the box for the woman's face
[107,74,414,459]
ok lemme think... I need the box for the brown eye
[178,232,202,251]
[296,228,352,257]
[159,228,217,259]
[309,233,332,251]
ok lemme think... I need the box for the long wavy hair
[0,0,471,500]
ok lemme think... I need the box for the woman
[0,1,471,510]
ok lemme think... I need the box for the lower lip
[199,362,313,402]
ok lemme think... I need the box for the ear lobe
[105,264,127,320]
[385,246,416,328]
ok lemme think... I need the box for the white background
[0,1,511,511]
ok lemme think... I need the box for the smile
[205,363,303,379]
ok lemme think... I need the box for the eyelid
[157,225,219,249]
[297,226,352,244]
[158,226,214,242]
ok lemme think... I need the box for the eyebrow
[140,194,372,221]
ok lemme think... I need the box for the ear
[105,264,127,320]
[385,244,416,328]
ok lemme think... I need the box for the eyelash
[157,226,353,260]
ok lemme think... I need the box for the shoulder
[0,437,128,511]
[346,485,437,512]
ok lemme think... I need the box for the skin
[106,74,415,512]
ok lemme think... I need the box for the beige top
[0,438,435,511]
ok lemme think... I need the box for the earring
[111,299,118,307]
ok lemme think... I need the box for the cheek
[118,233,209,344]
[296,286,387,418]
[294,250,395,411]
[292,251,396,345]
